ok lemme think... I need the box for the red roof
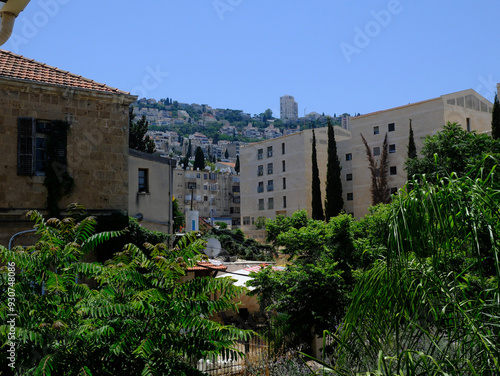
[187,262,227,272]
[0,49,128,94]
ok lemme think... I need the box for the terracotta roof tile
[0,49,128,94]
[187,261,227,271]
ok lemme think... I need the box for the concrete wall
[128,149,175,233]
[0,78,135,246]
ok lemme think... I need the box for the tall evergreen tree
[311,129,324,220]
[324,118,343,220]
[407,119,417,181]
[182,139,192,170]
[492,93,500,140]
[225,149,229,159]
[193,147,205,170]
[235,155,240,174]
[129,108,155,153]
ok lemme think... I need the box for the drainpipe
[0,0,31,46]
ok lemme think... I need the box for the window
[138,169,149,193]
[388,123,395,132]
[232,186,240,193]
[346,173,353,181]
[18,118,68,176]
[347,193,353,201]
[373,126,379,135]
[243,216,250,225]
[258,199,264,210]
[204,195,208,201]
[390,187,398,194]
[257,181,264,193]
[283,196,287,208]
[283,177,286,189]
[257,148,263,160]
[268,198,274,210]
[282,160,286,172]
[466,118,471,132]
[389,144,396,153]
[257,165,263,176]
[390,166,397,175]
[373,147,380,156]
[282,142,285,154]
[267,163,273,174]
[267,180,274,191]
[345,153,352,161]
[267,146,273,157]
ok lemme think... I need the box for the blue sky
[3,0,499,118]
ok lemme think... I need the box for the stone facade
[0,78,135,247]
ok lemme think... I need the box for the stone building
[0,50,136,247]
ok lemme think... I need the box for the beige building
[280,95,298,122]
[240,89,494,239]
[173,168,241,228]
[240,126,352,240]
[348,89,493,217]
[0,50,135,247]
[128,149,176,233]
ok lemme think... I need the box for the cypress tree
[407,119,417,181]
[235,155,240,174]
[224,149,229,159]
[193,147,205,170]
[492,94,500,140]
[324,118,343,220]
[311,128,324,220]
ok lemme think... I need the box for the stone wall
[0,78,135,246]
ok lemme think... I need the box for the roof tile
[0,49,128,94]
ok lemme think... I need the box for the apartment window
[389,144,396,153]
[18,118,68,176]
[282,142,285,154]
[345,153,352,161]
[373,126,379,135]
[267,146,273,157]
[267,163,273,174]
[258,199,264,210]
[466,118,471,132]
[373,147,381,156]
[283,196,287,208]
[268,198,274,210]
[347,193,353,201]
[283,177,286,189]
[257,181,264,193]
[257,165,263,176]
[282,160,286,172]
[187,182,196,189]
[243,216,250,225]
[388,123,395,132]
[204,195,208,201]
[346,173,353,181]
[390,187,398,194]
[257,148,263,160]
[390,166,397,175]
[138,169,149,193]
[267,180,274,191]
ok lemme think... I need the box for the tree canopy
[311,129,324,220]
[129,109,155,153]
[324,118,344,220]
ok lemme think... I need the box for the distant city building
[174,168,241,228]
[280,95,298,122]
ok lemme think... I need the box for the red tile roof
[0,49,128,94]
[187,262,227,272]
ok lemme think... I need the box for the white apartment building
[280,95,299,122]
[240,89,494,240]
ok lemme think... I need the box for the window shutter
[17,117,35,175]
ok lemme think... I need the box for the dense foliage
[324,118,344,220]
[129,110,155,153]
[0,205,251,375]
[310,129,324,220]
